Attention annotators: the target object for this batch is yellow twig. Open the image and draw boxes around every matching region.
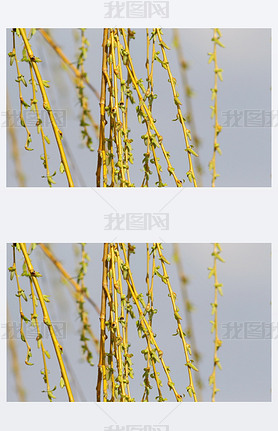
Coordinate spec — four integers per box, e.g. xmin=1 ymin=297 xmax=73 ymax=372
xmin=19 ymin=243 xmax=75 ymax=402
xmin=19 ymin=28 xmax=74 ymax=187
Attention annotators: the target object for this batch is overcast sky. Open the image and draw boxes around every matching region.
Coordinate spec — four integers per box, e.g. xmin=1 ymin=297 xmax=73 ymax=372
xmin=7 ymin=243 xmax=271 ymax=402
xmin=6 ymin=29 xmax=271 ymax=187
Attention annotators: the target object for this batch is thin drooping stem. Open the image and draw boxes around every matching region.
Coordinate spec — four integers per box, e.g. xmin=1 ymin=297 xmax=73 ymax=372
xmin=11 ymin=30 xmax=32 ymax=152
xmin=141 ymin=243 xmax=164 ymax=401
xmin=207 ymin=29 xmax=225 ymax=401
xmin=19 ymin=243 xmax=75 ymax=402
xmin=156 ymin=243 xmax=198 ymax=401
xmin=11 ymin=246 xmax=32 ymax=366
xmin=173 ymin=243 xmax=203 ymax=400
xmin=208 ymin=28 xmax=224 ymax=187
xmin=121 ymin=243 xmax=183 ymax=402
xmin=29 ymin=277 xmax=52 ymax=400
xmin=76 ymin=29 xmax=94 ymax=152
xmin=173 ymin=29 xmax=203 ymax=184
xmin=120 ymin=29 xmax=183 ymax=187
xmin=29 ymin=64 xmax=51 ymax=183
xmin=208 ymin=243 xmax=224 ymax=401
xmin=96 ymin=29 xmax=109 ymax=187
xmin=96 ymin=243 xmax=109 ymax=401
xmin=155 ymin=29 xmax=198 ymax=187
xmin=19 ymin=28 xmax=74 ymax=187
xmin=7 ymin=307 xmax=26 ymax=401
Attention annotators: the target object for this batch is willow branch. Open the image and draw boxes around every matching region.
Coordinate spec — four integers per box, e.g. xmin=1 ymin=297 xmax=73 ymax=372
xmin=19 ymin=243 xmax=75 ymax=402
xmin=19 ymin=28 xmax=74 ymax=187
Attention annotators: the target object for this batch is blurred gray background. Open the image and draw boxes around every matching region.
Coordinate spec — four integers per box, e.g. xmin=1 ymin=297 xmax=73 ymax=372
xmin=6 ymin=29 xmax=271 ymax=187
xmin=7 ymin=243 xmax=271 ymax=402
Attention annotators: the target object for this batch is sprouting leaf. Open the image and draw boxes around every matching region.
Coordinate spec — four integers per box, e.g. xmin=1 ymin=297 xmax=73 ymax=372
xmin=43 ymin=102 xmax=51 ymax=112
xmin=211 ymin=302 xmax=217 ymax=315
xmin=21 ymin=291 xmax=28 ymax=302
xmin=21 ymin=76 xmax=27 ymax=87
xmin=215 ymin=253 xmax=225 ymax=263
xmin=8 ymin=51 xmax=15 ymax=66
xmin=210 ymin=320 xmax=216 ymax=333
xmin=215 ymin=68 xmax=223 ymax=81
xmin=215 ymin=357 xmax=222 ymax=370
xmin=185 ymin=361 xmax=198 ymax=372
xmin=47 ymin=173 xmax=56 ymax=186
xmin=186 ymin=170 xmax=193 ymax=183
xmin=159 ymin=255 xmax=170 ymax=265
xmin=186 ymin=129 xmax=192 ymax=141
xmin=8 ymin=265 xmax=16 ymax=280
xmin=214 ymin=38 xmax=225 ymax=48
xmin=185 ymin=147 xmax=199 ymax=157
xmin=209 ymin=374 xmax=214 ymax=386
xmin=208 ymin=160 xmax=214 ymax=171
xmin=43 ymin=317 xmax=52 ymax=327
xmin=21 ymin=99 xmax=30 ymax=109
xmin=59 ymin=162 xmax=65 ymax=174
xmin=210 ymin=105 xmax=216 ymax=118
xmin=30 ymin=28 xmax=37 ymax=38
xmin=174 ymin=311 xmax=182 ymax=321
xmin=208 ymin=52 xmax=215 ymax=64
xmin=25 ymin=136 xmax=33 ymax=151
xmin=42 ymin=80 xmax=50 ymax=88
xmin=174 ymin=96 xmax=182 ymax=106
xmin=22 ymin=314 xmax=29 ymax=323
xmin=25 ymin=352 xmax=34 ymax=366
xmin=47 ymin=389 xmax=56 ymax=401
xmin=168 ymin=381 xmax=175 ymax=390
xmin=208 ymin=267 xmax=215 ymax=278
xmin=187 ymin=385 xmax=193 ymax=397
xmin=216 ymin=284 xmax=223 ymax=296
xmin=44 ymin=350 xmax=51 ymax=359
xmin=159 ymin=40 xmax=170 ymax=50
